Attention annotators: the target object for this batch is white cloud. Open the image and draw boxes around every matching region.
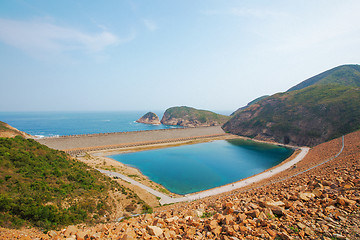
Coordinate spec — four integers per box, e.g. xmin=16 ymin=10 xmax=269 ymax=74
xmin=143 ymin=19 xmax=158 ymax=31
xmin=0 ymin=18 xmax=130 ymax=55
xmin=258 ymin=3 xmax=360 ymax=54
xmin=201 ymin=8 xmax=287 ymax=18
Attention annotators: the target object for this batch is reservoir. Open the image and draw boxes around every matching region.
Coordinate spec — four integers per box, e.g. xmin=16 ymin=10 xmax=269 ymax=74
xmin=109 ymin=139 xmax=294 ymax=195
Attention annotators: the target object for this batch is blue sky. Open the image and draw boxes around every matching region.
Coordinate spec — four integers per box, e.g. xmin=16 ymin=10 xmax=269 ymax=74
xmin=1 ymin=0 xmax=360 ymax=112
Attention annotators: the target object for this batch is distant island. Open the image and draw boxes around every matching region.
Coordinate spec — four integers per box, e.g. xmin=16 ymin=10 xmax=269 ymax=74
xmin=160 ymin=106 xmax=230 ymax=127
xmin=136 ymin=112 xmax=161 ymax=125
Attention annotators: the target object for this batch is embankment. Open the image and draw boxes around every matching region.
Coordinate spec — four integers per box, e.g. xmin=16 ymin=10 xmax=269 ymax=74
xmin=36 ymin=126 xmax=226 ymax=154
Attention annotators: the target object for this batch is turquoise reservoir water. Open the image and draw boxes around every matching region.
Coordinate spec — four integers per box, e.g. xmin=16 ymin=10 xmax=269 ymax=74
xmin=110 ymin=139 xmax=294 ymax=195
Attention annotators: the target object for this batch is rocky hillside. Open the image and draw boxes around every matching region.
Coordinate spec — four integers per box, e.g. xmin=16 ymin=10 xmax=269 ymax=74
xmin=161 ymin=106 xmax=230 ymax=127
xmin=230 ymin=95 xmax=269 ymax=116
xmin=0 ymin=127 xmax=151 ymax=231
xmin=23 ymin=130 xmax=359 ymax=240
xmin=223 ymin=65 xmax=360 ymax=146
xmin=0 ymin=121 xmax=32 ymax=138
xmin=136 ymin=112 xmax=161 ymax=125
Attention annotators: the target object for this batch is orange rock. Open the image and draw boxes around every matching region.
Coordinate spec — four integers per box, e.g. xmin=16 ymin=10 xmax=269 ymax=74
xmin=337 ymin=196 xmax=356 ymax=206
xmin=246 ymin=209 xmax=260 ymax=219
xmin=266 ymin=228 xmax=277 ymax=238
xmin=312 ymin=188 xmax=323 ymax=198
xmin=147 ymin=226 xmax=163 ymax=237
xmin=207 ymin=219 xmax=218 ymax=230
xmin=212 ymin=226 xmax=222 ymax=236
xmin=64 ymin=225 xmax=78 ymax=237
xmin=119 ymin=234 xmax=136 ymax=240
xmin=239 ymin=225 xmax=248 ymax=233
xmin=224 ymin=202 xmax=233 ymax=209
xmin=213 ymin=213 xmax=224 ymax=220
xmin=76 ymin=231 xmax=87 ymax=240
xmin=264 ymin=208 xmax=275 ymax=219
xmin=224 ymin=226 xmax=235 ymax=236
xmin=238 ymin=213 xmax=247 ymax=222
xmin=224 ymin=214 xmax=235 ymax=225
xmin=277 ymin=232 xmax=292 ymax=240
xmin=48 ymin=230 xmax=58 ymax=238
xmin=165 ymin=216 xmax=179 ymax=223
xmin=18 ymin=236 xmax=31 ymax=240
xmin=298 ymin=230 xmax=305 ymax=238
xmin=299 ymin=192 xmax=315 ymax=201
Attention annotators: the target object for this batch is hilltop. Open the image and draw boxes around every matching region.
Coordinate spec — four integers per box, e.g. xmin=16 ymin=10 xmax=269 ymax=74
xmin=161 ymin=106 xmax=230 ymax=127
xmin=223 ymin=65 xmax=360 ymax=146
xmin=287 ymin=64 xmax=360 ymax=91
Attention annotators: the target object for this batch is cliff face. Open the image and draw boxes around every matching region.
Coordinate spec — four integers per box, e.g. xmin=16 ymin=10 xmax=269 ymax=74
xmin=136 ymin=112 xmax=161 ymax=125
xmin=161 ymin=106 xmax=230 ymax=127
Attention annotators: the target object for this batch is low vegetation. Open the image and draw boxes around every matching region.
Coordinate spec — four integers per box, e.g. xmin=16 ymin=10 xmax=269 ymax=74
xmin=287 ymin=64 xmax=360 ymax=91
xmin=161 ymin=106 xmax=230 ymax=126
xmin=0 ymin=136 xmax=147 ymax=230
xmin=224 ymin=65 xmax=360 ymax=146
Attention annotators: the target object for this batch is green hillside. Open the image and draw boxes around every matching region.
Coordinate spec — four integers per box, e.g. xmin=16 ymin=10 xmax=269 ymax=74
xmin=230 ymin=95 xmax=269 ymax=116
xmin=224 ymin=65 xmax=360 ymax=147
xmin=0 ymin=136 xmax=147 ymax=230
xmin=287 ymin=64 xmax=360 ymax=92
xmin=161 ymin=106 xmax=230 ymax=127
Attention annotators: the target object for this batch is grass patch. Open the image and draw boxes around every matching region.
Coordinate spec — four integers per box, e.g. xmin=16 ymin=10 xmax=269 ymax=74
xmin=159 ymin=188 xmax=170 ymax=194
xmin=127 ymin=174 xmax=139 ymax=178
xmin=201 ymin=211 xmax=215 ymax=218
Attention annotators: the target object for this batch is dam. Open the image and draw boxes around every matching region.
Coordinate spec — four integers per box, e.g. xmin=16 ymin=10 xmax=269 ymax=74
xmin=36 ymin=126 xmax=227 ymax=155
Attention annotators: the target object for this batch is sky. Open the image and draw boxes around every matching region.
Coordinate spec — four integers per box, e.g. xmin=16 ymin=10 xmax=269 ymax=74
xmin=1 ymin=0 xmax=360 ymax=113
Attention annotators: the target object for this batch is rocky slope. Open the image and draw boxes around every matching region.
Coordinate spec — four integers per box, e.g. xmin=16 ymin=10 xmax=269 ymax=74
xmin=161 ymin=106 xmax=230 ymax=127
xmin=25 ymin=129 xmax=359 ymax=240
xmin=0 ymin=121 xmax=33 ymax=138
xmin=230 ymin=95 xmax=269 ymax=116
xmin=136 ymin=112 xmax=161 ymax=125
xmin=223 ymin=65 xmax=360 ymax=147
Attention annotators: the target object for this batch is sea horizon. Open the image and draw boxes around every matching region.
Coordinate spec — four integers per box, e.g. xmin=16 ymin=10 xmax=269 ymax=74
xmin=0 ymin=110 xmax=233 ymax=138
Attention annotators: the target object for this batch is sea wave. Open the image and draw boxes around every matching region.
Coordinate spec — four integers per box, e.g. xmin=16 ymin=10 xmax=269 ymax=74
xmin=34 ymin=135 xmax=45 ymax=139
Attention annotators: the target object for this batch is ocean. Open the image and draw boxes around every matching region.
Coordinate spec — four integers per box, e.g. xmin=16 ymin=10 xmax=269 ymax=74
xmin=0 ymin=111 xmax=184 ymax=137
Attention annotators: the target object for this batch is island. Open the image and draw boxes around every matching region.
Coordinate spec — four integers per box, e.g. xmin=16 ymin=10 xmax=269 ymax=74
xmin=136 ymin=112 xmax=161 ymax=125
xmin=160 ymin=106 xmax=230 ymax=127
